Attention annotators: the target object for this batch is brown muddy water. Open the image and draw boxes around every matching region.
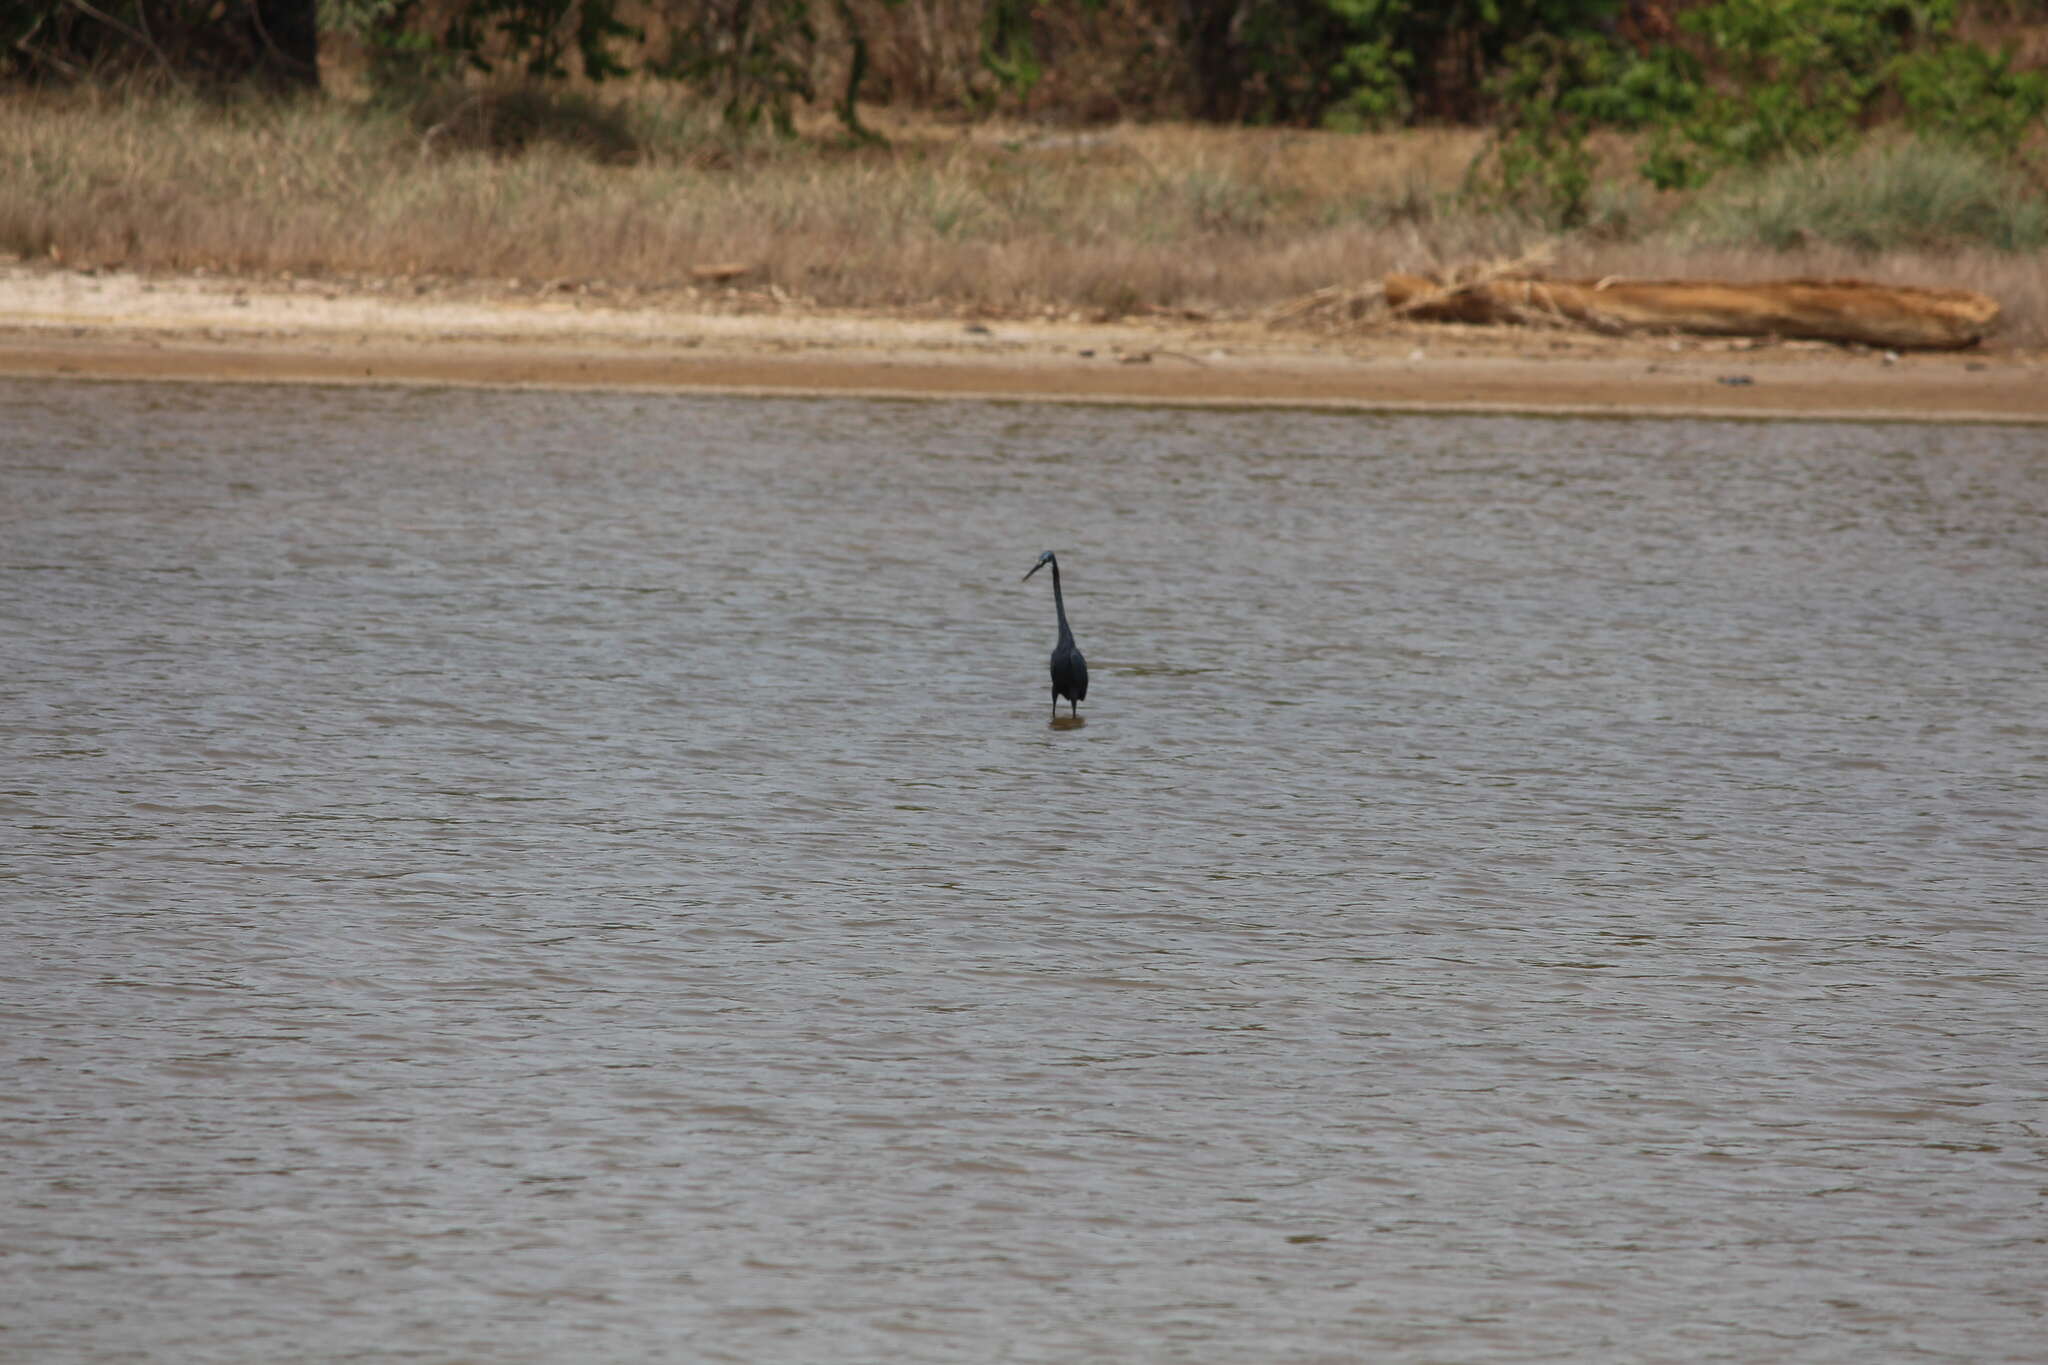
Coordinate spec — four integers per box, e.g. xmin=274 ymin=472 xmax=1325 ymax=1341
xmin=3 ymin=379 xmax=2045 ymax=1363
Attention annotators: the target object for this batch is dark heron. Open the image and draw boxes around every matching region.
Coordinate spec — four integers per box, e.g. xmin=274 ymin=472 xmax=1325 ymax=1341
xmin=1023 ymin=550 xmax=1088 ymax=720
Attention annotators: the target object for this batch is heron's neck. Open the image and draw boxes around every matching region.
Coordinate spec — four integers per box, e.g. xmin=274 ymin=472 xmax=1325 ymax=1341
xmin=1050 ymin=563 xmax=1074 ymax=644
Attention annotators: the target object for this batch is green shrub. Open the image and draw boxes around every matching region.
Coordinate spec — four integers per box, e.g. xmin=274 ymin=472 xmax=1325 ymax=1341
xmin=1478 ymin=0 xmax=2048 ymax=225
xmin=1660 ymin=0 xmax=1930 ymax=175
xmin=1895 ymin=39 xmax=2048 ymax=157
xmin=1633 ymin=0 xmax=2048 ymax=189
xmin=1318 ymin=0 xmax=1625 ymax=128
xmin=1472 ymin=31 xmax=1678 ymax=228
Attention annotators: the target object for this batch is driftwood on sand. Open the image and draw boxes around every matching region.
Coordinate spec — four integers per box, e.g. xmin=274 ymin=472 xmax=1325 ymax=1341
xmin=1382 ymin=273 xmax=2000 ymax=350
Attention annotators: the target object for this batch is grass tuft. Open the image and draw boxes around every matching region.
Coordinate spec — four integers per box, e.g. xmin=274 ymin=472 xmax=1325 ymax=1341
xmin=1679 ymin=137 xmax=2048 ymax=254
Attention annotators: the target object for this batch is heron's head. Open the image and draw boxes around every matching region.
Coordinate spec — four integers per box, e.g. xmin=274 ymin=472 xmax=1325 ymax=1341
xmin=1023 ymin=550 xmax=1055 ymax=581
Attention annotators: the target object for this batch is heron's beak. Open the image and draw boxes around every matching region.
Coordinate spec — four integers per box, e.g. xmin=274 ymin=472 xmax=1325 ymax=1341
xmin=1023 ymin=561 xmax=1045 ymax=581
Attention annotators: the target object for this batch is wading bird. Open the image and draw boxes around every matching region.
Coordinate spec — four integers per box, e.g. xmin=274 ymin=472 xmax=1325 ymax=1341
xmin=1023 ymin=550 xmax=1088 ymax=721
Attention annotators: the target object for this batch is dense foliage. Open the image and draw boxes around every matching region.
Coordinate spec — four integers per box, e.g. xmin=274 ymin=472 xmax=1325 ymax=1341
xmin=1476 ymin=0 xmax=2048 ymax=224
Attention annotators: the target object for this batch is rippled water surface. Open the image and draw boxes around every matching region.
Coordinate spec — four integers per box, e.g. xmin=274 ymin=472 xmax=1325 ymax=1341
xmin=5 ymin=379 xmax=2046 ymax=1362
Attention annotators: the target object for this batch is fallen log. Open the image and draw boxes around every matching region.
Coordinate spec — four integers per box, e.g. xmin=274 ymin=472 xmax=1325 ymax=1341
xmin=1383 ymin=274 xmax=2000 ymax=350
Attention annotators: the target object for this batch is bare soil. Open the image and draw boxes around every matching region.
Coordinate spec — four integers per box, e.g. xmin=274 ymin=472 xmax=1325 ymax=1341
xmin=3 ymin=265 xmax=2043 ymax=423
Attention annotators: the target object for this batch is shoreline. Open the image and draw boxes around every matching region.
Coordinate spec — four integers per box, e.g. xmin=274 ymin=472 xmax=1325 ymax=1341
xmin=4 ymin=265 xmax=2044 ymax=423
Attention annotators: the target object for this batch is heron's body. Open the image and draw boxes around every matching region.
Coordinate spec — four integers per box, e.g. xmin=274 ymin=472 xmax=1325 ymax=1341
xmin=1024 ymin=551 xmax=1088 ymax=720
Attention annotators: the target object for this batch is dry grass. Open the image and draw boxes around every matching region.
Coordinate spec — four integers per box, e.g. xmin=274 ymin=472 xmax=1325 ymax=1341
xmin=4 ymin=86 xmax=2044 ymax=344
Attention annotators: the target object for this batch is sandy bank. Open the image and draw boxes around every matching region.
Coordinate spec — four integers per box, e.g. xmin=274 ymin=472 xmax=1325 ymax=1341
xmin=2 ymin=265 xmax=2043 ymax=423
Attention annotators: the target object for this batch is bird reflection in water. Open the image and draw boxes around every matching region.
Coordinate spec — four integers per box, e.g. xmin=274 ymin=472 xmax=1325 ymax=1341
xmin=1024 ymin=550 xmax=1088 ymax=727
